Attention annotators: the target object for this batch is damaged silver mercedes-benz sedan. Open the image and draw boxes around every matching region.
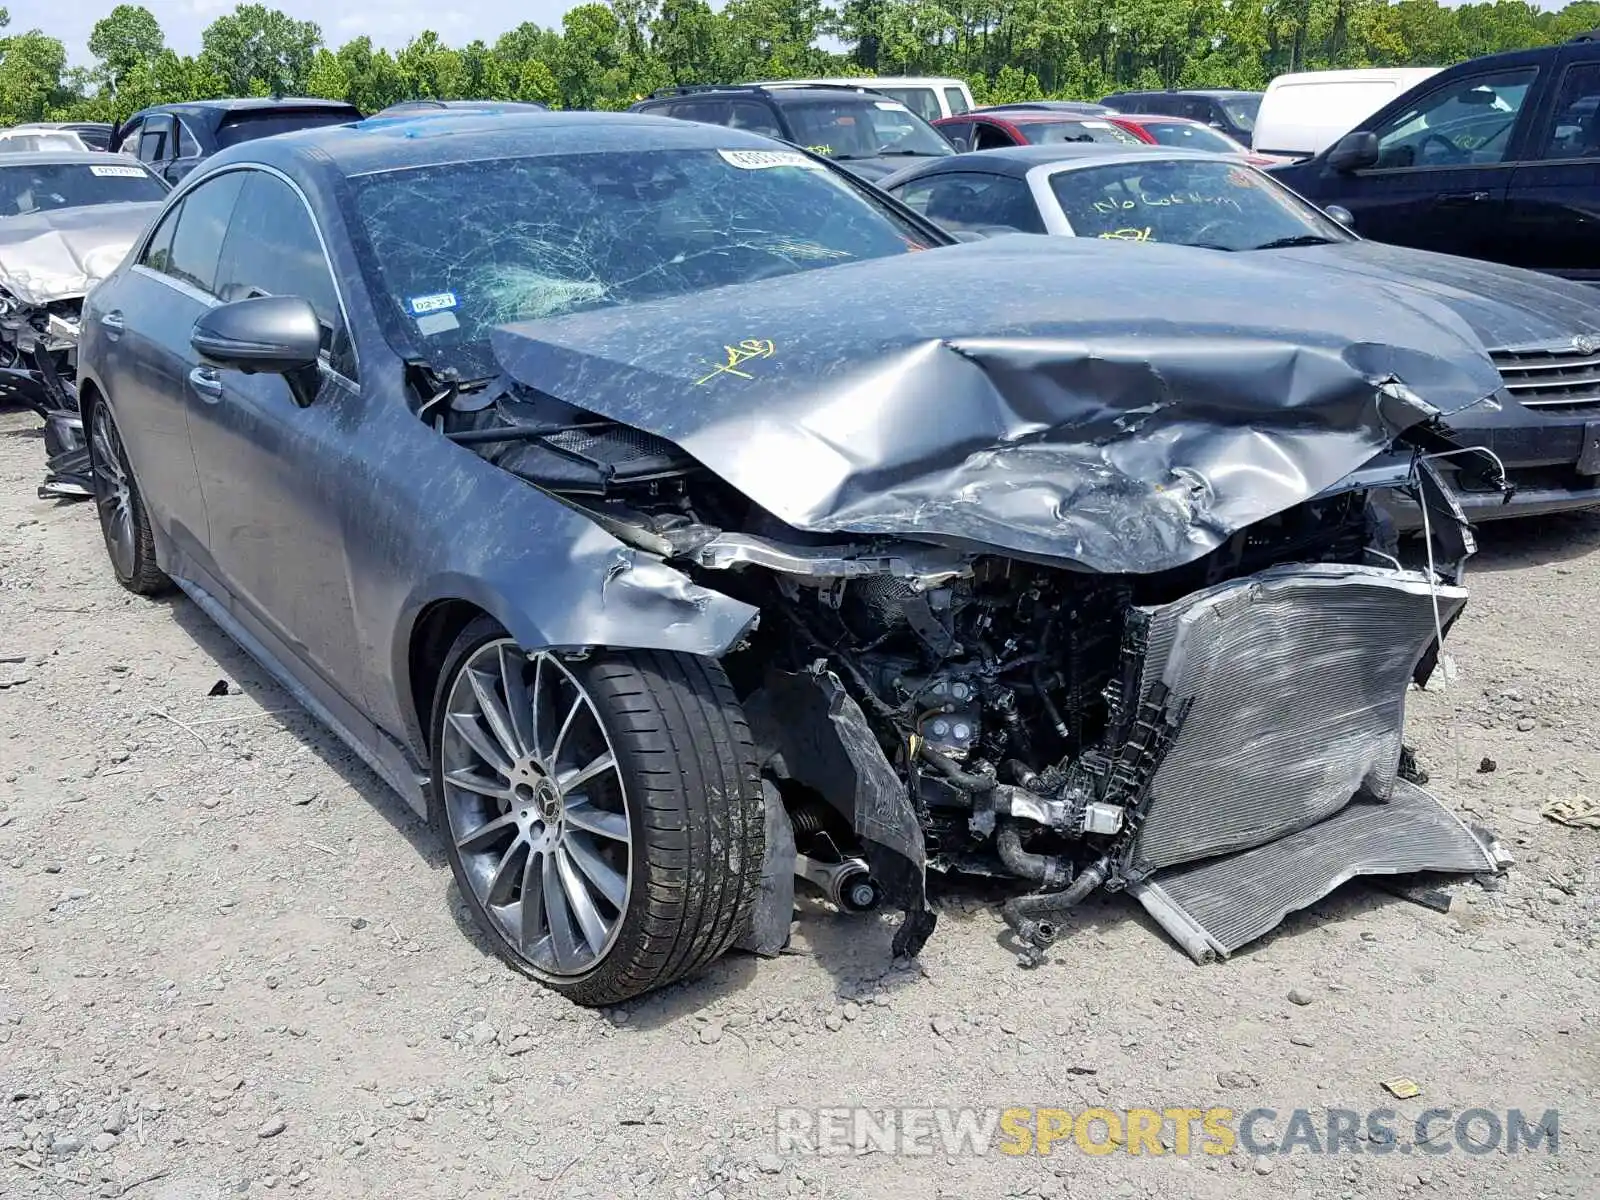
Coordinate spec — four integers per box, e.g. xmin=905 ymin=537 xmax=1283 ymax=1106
xmin=0 ymin=151 xmax=168 ymax=498
xmin=76 ymin=111 xmax=1510 ymax=1005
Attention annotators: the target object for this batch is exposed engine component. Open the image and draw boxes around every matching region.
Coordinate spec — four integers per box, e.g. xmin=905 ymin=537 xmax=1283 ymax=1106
xmin=0 ymin=294 xmax=90 ymax=499
xmin=795 ymin=853 xmax=882 ymax=913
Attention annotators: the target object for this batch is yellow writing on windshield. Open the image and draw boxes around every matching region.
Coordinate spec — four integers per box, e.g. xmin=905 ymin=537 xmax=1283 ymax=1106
xmin=806 ymin=144 xmax=833 ymax=155
xmin=1097 ymin=227 xmax=1154 ymax=242
xmin=695 ymin=338 xmax=777 ymax=385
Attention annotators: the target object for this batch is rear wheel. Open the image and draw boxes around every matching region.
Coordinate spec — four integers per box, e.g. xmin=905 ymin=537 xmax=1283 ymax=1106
xmin=87 ymin=398 xmax=168 ymax=595
xmin=429 ymin=617 xmax=764 ymax=1005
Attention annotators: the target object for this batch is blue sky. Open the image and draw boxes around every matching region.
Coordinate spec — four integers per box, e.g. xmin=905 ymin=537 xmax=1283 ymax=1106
xmin=16 ymin=0 xmax=1572 ymax=68
xmin=15 ymin=0 xmax=575 ymax=66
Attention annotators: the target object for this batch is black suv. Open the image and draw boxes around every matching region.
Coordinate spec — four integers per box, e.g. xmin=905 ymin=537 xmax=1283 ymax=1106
xmin=1272 ymin=31 xmax=1600 ymax=285
xmin=112 ymin=98 xmax=363 ymax=186
xmin=1097 ymin=90 xmax=1262 ymax=145
xmin=628 ymin=84 xmax=953 ymax=181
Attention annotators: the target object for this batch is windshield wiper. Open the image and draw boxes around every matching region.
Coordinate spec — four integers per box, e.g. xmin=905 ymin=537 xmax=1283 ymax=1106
xmin=1250 ymin=234 xmax=1339 ymax=251
xmin=873 ymin=148 xmax=938 ymax=156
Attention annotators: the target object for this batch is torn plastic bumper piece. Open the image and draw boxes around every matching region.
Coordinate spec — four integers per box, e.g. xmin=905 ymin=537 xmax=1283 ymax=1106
xmin=1129 ymin=781 xmax=1501 ymax=962
xmin=743 ymin=666 xmax=936 ymax=959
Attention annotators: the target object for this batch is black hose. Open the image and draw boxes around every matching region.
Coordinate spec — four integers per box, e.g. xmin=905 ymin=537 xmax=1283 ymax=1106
xmin=1032 ymin=661 xmax=1070 ymax=741
xmin=916 ymin=743 xmax=996 ymax=794
xmin=995 ymin=821 xmax=1071 ymax=890
xmin=1002 ymin=856 xmax=1111 ymax=964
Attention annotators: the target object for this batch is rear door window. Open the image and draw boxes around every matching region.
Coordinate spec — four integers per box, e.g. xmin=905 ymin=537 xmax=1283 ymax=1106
xmin=1539 ymin=62 xmax=1600 ymax=160
xmin=137 ymin=117 xmax=173 ymax=164
xmin=877 ymin=87 xmax=942 ymax=123
xmin=973 ymin=121 xmax=1017 ymax=150
xmin=944 ymin=87 xmax=970 ymax=116
xmin=939 ymin=119 xmax=975 ymax=151
xmin=161 ymin=170 xmax=246 ymax=294
xmin=727 ymin=101 xmax=783 ymax=138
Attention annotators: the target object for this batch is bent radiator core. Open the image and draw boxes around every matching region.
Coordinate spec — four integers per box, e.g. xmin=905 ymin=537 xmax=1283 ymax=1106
xmin=1114 ymin=565 xmax=1490 ymax=958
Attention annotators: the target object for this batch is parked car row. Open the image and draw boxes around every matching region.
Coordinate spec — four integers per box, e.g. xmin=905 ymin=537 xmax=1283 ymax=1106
xmin=1 ymin=66 xmax=1592 ymax=1009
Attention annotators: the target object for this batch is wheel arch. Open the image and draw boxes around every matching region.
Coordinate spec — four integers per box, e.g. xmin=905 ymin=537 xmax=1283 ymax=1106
xmin=394 ymin=563 xmax=760 ymax=763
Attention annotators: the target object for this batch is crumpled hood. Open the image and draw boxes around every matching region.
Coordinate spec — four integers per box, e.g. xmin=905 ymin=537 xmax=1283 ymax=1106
xmin=490 ymin=236 xmax=1504 ymax=574
xmin=1269 ymin=240 xmax=1600 ymax=350
xmin=0 ymin=202 xmax=163 ymax=306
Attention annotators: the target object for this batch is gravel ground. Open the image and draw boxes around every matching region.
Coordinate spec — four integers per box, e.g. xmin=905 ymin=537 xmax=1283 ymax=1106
xmin=1 ymin=403 xmax=1596 ymax=1200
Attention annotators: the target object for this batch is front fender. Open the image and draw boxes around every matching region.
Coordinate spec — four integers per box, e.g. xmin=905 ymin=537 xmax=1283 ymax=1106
xmin=389 ymin=514 xmax=759 ymax=754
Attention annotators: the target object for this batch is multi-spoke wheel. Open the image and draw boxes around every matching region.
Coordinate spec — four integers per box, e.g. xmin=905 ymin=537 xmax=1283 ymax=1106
xmin=86 ymin=397 xmax=168 ymax=595
xmin=429 ymin=618 xmax=765 ymax=1005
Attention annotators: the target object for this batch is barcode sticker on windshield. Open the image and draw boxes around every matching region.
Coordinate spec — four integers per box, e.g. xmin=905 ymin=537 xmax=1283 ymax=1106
xmin=89 ymin=164 xmax=147 ymax=178
xmin=416 ymin=311 xmax=459 ymax=336
xmin=408 ymin=291 xmax=457 ymax=315
xmin=718 ymin=149 xmax=822 ymax=171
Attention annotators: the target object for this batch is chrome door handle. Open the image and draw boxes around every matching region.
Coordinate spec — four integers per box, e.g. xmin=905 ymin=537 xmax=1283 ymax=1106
xmin=188 ymin=366 xmax=223 ymax=402
xmin=99 ymin=310 xmax=125 ymax=337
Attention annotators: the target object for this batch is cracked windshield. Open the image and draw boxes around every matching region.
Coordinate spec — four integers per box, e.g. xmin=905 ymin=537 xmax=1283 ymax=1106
xmin=1049 ymin=158 xmax=1346 ymax=251
xmin=350 ymin=147 xmax=931 ymax=377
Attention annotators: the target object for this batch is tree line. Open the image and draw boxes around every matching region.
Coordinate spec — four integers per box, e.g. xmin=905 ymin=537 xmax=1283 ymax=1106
xmin=0 ymin=0 xmax=1597 ymax=127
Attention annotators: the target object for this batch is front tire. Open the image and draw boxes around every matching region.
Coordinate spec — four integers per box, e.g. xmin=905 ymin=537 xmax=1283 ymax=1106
xmin=429 ymin=617 xmax=764 ymax=1005
xmin=87 ymin=397 xmax=169 ymax=595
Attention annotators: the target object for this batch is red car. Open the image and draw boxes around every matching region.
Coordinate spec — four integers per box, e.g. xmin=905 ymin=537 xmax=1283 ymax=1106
xmin=933 ymin=111 xmax=1147 ymax=152
xmin=1104 ymin=113 xmax=1289 ymax=167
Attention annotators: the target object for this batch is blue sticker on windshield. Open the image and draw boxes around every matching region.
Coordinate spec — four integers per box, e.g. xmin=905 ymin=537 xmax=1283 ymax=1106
xmin=408 ymin=291 xmax=457 ymax=315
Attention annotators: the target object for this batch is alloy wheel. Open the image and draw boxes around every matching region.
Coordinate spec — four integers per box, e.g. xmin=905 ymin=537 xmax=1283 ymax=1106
xmin=440 ymin=641 xmax=633 ymax=976
xmin=89 ymin=402 xmax=135 ymax=579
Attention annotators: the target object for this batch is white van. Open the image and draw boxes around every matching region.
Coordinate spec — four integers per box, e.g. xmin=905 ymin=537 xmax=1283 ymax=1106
xmin=749 ymin=77 xmax=976 ymax=123
xmin=1252 ymin=68 xmax=1442 ymax=158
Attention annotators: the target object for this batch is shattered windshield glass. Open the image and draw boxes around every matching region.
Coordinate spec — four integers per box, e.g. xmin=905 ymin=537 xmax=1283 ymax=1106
xmin=1049 ymin=158 xmax=1349 ymax=251
xmin=350 ymin=148 xmax=935 ymax=377
xmin=0 ymin=162 xmax=166 ymax=215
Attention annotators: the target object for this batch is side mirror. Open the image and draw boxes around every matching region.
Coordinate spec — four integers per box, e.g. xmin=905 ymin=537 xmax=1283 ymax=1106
xmin=1325 ymin=204 xmax=1357 ymax=230
xmin=1327 ymin=130 xmax=1380 ymax=173
xmin=192 ymin=295 xmax=322 ymax=378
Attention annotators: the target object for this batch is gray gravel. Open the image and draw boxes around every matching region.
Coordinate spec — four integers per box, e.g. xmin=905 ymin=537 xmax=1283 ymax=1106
xmin=1 ymin=405 xmax=1597 ymax=1198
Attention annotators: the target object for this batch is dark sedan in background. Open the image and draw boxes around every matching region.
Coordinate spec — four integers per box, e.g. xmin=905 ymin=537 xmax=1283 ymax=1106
xmin=883 ymin=144 xmax=1600 ymax=525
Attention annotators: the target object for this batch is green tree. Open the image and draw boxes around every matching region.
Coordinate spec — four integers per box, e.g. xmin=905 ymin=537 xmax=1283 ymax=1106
xmin=397 ymin=30 xmax=467 ymax=99
xmin=557 ymin=5 xmax=627 ymax=108
xmin=87 ymin=4 xmax=164 ymax=97
xmin=0 ymin=29 xmax=70 ymax=123
xmin=200 ymin=3 xmax=321 ymax=96
xmin=305 ymin=47 xmax=351 ymax=102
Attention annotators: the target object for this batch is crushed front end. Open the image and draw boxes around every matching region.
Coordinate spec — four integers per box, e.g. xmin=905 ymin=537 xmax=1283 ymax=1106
xmin=0 ymin=293 xmax=90 ymax=499
xmin=705 ymin=471 xmax=1505 ymax=965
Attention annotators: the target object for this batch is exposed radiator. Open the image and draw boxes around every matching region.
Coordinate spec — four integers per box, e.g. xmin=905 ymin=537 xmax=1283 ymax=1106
xmin=1130 ymin=780 xmax=1500 ymax=961
xmin=1127 ymin=564 xmax=1468 ymax=874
